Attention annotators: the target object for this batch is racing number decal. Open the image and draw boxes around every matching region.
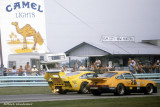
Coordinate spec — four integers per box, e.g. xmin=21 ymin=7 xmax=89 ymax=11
xmin=131 ymin=80 xmax=137 ymax=85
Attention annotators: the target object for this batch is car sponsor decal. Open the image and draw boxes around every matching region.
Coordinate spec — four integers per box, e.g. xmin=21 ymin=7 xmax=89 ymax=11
xmin=74 ymin=84 xmax=77 ymax=88
xmin=137 ymin=82 xmax=140 ymax=90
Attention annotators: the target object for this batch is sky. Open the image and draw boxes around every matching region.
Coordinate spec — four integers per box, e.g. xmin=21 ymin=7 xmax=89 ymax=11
xmin=44 ymin=0 xmax=160 ymax=53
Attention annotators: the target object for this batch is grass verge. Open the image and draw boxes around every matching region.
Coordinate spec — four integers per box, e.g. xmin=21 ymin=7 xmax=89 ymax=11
xmin=0 ymin=96 xmax=160 ymax=107
xmin=0 ymin=86 xmax=51 ymax=95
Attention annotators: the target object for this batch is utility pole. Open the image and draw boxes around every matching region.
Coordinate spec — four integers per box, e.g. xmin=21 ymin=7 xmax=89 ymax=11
xmin=0 ymin=29 xmax=3 ymax=75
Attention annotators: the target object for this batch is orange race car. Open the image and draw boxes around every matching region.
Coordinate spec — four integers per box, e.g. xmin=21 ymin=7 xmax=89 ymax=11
xmin=87 ymin=71 xmax=157 ymax=96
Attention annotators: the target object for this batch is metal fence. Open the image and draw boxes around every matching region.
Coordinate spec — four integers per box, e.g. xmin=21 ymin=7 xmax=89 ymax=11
xmin=134 ymin=73 xmax=160 ymax=83
xmin=0 ymin=73 xmax=160 ymax=87
xmin=0 ymin=76 xmax=48 ymax=87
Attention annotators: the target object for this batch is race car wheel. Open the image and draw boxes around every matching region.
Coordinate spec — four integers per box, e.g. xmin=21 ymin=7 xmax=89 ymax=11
xmin=115 ymin=84 xmax=125 ymax=96
xmin=92 ymin=90 xmax=101 ymax=96
xmin=144 ymin=84 xmax=154 ymax=95
xmin=79 ymin=82 xmax=89 ymax=94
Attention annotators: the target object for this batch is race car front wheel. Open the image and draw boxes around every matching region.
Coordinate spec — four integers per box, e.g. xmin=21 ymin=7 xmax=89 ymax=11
xmin=144 ymin=84 xmax=154 ymax=95
xmin=115 ymin=84 xmax=125 ymax=96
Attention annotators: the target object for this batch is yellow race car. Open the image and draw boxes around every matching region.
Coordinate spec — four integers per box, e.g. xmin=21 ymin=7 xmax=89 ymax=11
xmin=44 ymin=71 xmax=97 ymax=94
xmin=87 ymin=71 xmax=157 ymax=96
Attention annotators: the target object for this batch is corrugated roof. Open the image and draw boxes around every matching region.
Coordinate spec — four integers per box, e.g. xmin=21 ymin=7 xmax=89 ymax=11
xmin=66 ymin=41 xmax=160 ymax=55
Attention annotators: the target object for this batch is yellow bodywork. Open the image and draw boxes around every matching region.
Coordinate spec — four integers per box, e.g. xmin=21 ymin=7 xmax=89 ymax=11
xmin=44 ymin=71 xmax=95 ymax=93
xmin=88 ymin=71 xmax=156 ymax=88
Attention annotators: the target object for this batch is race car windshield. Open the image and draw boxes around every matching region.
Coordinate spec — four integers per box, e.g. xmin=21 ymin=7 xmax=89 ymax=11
xmin=100 ymin=73 xmax=117 ymax=77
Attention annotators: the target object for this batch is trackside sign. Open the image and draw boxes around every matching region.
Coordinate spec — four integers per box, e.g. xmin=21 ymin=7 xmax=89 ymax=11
xmin=0 ymin=0 xmax=48 ymax=67
xmin=6 ymin=1 xmax=43 ymax=12
xmin=101 ymin=36 xmax=135 ymax=42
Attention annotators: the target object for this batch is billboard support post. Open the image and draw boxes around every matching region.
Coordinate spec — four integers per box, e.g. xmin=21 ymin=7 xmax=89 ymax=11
xmin=0 ymin=29 xmax=3 ymax=75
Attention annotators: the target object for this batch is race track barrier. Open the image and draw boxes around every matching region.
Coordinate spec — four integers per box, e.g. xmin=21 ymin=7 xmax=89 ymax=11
xmin=0 ymin=73 xmax=160 ymax=87
xmin=0 ymin=76 xmax=48 ymax=87
xmin=134 ymin=73 xmax=160 ymax=83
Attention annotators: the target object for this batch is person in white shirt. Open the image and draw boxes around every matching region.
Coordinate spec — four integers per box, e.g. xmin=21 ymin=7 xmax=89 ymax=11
xmin=31 ymin=65 xmax=38 ymax=76
xmin=95 ymin=58 xmax=101 ymax=67
xmin=106 ymin=64 xmax=112 ymax=72
xmin=12 ymin=66 xmax=17 ymax=76
xmin=79 ymin=64 xmax=86 ymax=71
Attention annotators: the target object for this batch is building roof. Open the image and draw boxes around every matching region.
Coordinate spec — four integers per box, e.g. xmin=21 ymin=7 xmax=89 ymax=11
xmin=8 ymin=52 xmax=52 ymax=56
xmin=65 ymin=41 xmax=160 ymax=55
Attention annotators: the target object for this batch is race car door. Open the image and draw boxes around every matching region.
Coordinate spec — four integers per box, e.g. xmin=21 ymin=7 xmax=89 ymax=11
xmin=122 ymin=73 xmax=140 ymax=91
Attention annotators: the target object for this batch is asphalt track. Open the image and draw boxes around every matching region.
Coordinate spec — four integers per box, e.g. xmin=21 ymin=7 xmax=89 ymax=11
xmin=0 ymin=92 xmax=160 ymax=103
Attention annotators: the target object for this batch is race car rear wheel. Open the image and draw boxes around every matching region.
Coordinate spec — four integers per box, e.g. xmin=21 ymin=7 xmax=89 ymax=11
xmin=115 ymin=84 xmax=125 ymax=96
xmin=92 ymin=90 xmax=101 ymax=96
xmin=79 ymin=82 xmax=89 ymax=94
xmin=144 ymin=84 xmax=154 ymax=95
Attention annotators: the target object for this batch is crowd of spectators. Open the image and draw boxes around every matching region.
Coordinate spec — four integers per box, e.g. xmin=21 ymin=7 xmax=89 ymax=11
xmin=128 ymin=58 xmax=160 ymax=74
xmin=3 ymin=58 xmax=160 ymax=76
xmin=61 ymin=58 xmax=115 ymax=74
xmin=4 ymin=62 xmax=44 ymax=76
xmin=62 ymin=58 xmax=160 ymax=74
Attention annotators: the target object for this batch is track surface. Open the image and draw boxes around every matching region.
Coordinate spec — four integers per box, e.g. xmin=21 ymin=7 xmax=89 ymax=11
xmin=0 ymin=92 xmax=160 ymax=103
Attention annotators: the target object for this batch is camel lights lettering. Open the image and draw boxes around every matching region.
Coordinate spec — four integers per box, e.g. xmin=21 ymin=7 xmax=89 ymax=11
xmin=6 ymin=1 xmax=43 ymax=12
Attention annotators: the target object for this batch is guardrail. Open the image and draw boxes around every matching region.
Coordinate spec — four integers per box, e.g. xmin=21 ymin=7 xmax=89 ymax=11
xmin=134 ymin=73 xmax=160 ymax=83
xmin=0 ymin=73 xmax=160 ymax=87
xmin=0 ymin=76 xmax=48 ymax=87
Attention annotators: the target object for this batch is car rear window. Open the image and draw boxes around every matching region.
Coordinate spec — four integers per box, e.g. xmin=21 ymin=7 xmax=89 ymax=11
xmin=100 ymin=73 xmax=117 ymax=77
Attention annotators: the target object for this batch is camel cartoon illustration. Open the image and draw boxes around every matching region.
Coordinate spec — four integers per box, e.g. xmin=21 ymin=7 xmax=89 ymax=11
xmin=11 ymin=22 xmax=43 ymax=50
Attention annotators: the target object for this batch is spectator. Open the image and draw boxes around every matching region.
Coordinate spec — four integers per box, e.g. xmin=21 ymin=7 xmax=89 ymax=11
xmin=135 ymin=63 xmax=139 ymax=73
xmin=94 ymin=58 xmax=101 ymax=67
xmin=106 ymin=64 xmax=113 ymax=72
xmin=132 ymin=59 xmax=137 ymax=72
xmin=31 ymin=65 xmax=38 ymax=76
xmin=138 ymin=63 xmax=145 ymax=73
xmin=12 ymin=66 xmax=17 ymax=76
xmin=101 ymin=65 xmax=106 ymax=73
xmin=74 ymin=60 xmax=79 ymax=71
xmin=25 ymin=62 xmax=31 ymax=76
xmin=148 ymin=63 xmax=153 ymax=73
xmin=79 ymin=64 xmax=86 ymax=71
xmin=71 ymin=67 xmax=76 ymax=72
xmin=153 ymin=60 xmax=160 ymax=73
xmin=61 ymin=65 xmax=67 ymax=72
xmin=129 ymin=60 xmax=136 ymax=74
xmin=91 ymin=64 xmax=95 ymax=71
xmin=17 ymin=65 xmax=24 ymax=76
xmin=3 ymin=68 xmax=8 ymax=76
xmin=128 ymin=58 xmax=132 ymax=71
xmin=87 ymin=64 xmax=92 ymax=71
xmin=94 ymin=65 xmax=100 ymax=74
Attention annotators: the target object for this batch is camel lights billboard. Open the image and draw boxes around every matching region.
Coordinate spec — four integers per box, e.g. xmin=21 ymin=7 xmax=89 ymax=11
xmin=0 ymin=0 xmax=47 ymax=67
